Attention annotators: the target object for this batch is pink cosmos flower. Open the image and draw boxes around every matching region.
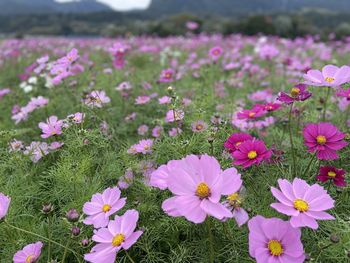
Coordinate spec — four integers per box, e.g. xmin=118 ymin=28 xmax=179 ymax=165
xmin=150 ymin=159 xmax=182 ymax=190
xmin=83 ymin=187 xmax=126 ymax=228
xmin=67 ymin=112 xmax=84 ymax=124
xmin=248 ymin=216 xmax=305 ymax=263
xmin=0 ymin=88 xmax=11 ymax=99
xmin=168 ymin=127 xmax=182 ymax=137
xmin=303 ymin=122 xmax=348 ymax=160
xmin=247 ymin=88 xmax=273 ymax=102
xmin=304 ymin=65 xmax=350 ymax=87
xmin=224 ymin=132 xmax=253 ymax=153
xmin=165 ymin=109 xmax=184 ymax=123
xmin=49 ymin=141 xmax=64 ymax=150
xmin=258 ymin=102 xmax=281 ymax=112
xmin=0 ymin=192 xmax=10 ymax=220
xmin=159 ymin=68 xmax=175 ymax=83
xmin=161 ymin=154 xmax=238 ymax=223
xmin=186 ymin=21 xmax=199 ymax=30
xmin=317 ymin=166 xmax=346 ymax=187
xmin=232 ymin=139 xmax=272 ymax=168
xmin=277 ymin=84 xmax=312 ymax=104
xmin=158 ymin=96 xmax=171 ymax=104
xmin=137 ymin=125 xmax=149 ymax=136
xmin=258 ymin=44 xmax=279 ymax=60
xmin=152 ymin=125 xmax=163 ymax=138
xmin=135 ymin=139 xmax=153 ymax=154
xmin=23 ymin=142 xmax=49 ymax=163
xmin=38 ymin=116 xmax=63 ymax=138
xmin=209 ymin=46 xmax=223 ymax=61
xmin=9 ymin=139 xmax=23 ymax=152
xmin=271 ymin=178 xmax=335 ymax=229
xmin=135 ymin=95 xmax=151 ymax=105
xmin=84 ymin=209 xmax=143 ymax=263
xmin=118 ymin=169 xmax=134 ymax=189
xmin=191 ymin=120 xmax=208 ymax=133
xmin=237 ymin=105 xmax=266 ymax=120
xmin=336 ymin=87 xmax=350 ymax=100
xmin=84 ymin=91 xmax=111 ymax=108
xmin=13 ymin=241 xmax=43 ymax=263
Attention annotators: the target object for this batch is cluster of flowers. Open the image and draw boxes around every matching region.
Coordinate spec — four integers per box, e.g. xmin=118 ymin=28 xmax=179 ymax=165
xmin=12 ymin=96 xmax=49 ymax=124
xmin=82 ymin=187 xmax=143 ymax=263
xmin=109 ymin=42 xmax=130 ymax=69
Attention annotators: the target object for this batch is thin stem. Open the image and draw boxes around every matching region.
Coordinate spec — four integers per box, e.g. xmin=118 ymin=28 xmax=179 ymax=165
xmin=61 ymin=238 xmax=70 ymax=263
xmin=125 ymin=250 xmax=136 ymax=263
xmin=4 ymin=221 xmax=83 ymax=263
xmin=288 ymin=103 xmax=296 ymax=177
xmin=303 ymin=154 xmax=316 ymax=178
xmin=206 ymin=218 xmax=214 ymax=263
xmin=322 ymin=87 xmax=331 ymax=121
xmin=47 ymin=216 xmax=52 ymax=262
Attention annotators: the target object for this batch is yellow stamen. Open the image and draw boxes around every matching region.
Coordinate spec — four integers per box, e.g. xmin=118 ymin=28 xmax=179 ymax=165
xmin=196 ymin=182 xmax=210 ymax=199
xmin=247 ymin=151 xmax=257 ymax=159
xmin=235 ymin=142 xmax=242 ymax=146
xmin=316 ymin=135 xmax=327 ymax=145
xmin=112 ymin=234 xmax=125 ymax=247
xmin=227 ymin=192 xmax=241 ymax=206
xmin=268 ymin=240 xmax=284 ymax=256
xmin=196 ymin=124 xmax=204 ymax=130
xmin=325 ymin=77 xmax=335 ymax=83
xmin=290 ymin=87 xmax=300 ymax=98
xmin=248 ymin=112 xmax=255 ymax=118
xmin=327 ymin=171 xmax=336 ymax=177
xmin=102 ymin=204 xmax=111 ymax=212
xmin=293 ymin=199 xmax=309 ymax=212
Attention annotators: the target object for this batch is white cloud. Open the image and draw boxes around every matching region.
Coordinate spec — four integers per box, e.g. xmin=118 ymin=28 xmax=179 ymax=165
xmin=55 ymin=0 xmax=151 ymax=11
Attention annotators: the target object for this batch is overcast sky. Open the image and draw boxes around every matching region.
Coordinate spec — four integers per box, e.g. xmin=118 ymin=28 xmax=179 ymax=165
xmin=56 ymin=0 xmax=151 ymax=11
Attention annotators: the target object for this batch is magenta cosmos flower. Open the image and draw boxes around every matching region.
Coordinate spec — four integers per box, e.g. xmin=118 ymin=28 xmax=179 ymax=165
xmin=161 ymin=154 xmax=240 ymax=223
xmin=317 ymin=166 xmax=346 ymax=187
xmin=277 ymin=84 xmax=312 ymax=104
xmin=336 ymin=87 xmax=350 ymax=100
xmin=224 ymin=132 xmax=253 ymax=153
xmin=83 ymin=187 xmax=126 ymax=228
xmin=159 ymin=68 xmax=175 ymax=83
xmin=304 ymin=65 xmax=350 ymax=87
xmin=271 ymin=178 xmax=335 ymax=229
xmin=84 ymin=209 xmax=143 ymax=263
xmin=0 ymin=192 xmax=10 ymax=220
xmin=232 ymin=139 xmax=272 ymax=168
xmin=209 ymin=46 xmax=223 ymax=61
xmin=13 ymin=241 xmax=43 ymax=263
xmin=303 ymin=122 xmax=348 ymax=160
xmin=237 ymin=105 xmax=266 ymax=120
xmin=38 ymin=116 xmax=63 ymax=138
xmin=248 ymin=216 xmax=305 ymax=263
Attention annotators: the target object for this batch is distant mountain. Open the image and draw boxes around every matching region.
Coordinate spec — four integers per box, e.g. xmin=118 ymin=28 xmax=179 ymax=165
xmin=0 ymin=0 xmax=112 ymax=15
xmin=146 ymin=0 xmax=350 ymax=17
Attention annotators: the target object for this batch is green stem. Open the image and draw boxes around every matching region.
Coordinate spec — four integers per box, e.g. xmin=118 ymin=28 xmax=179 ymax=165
xmin=4 ymin=221 xmax=82 ymax=263
xmin=303 ymin=154 xmax=316 ymax=178
xmin=206 ymin=218 xmax=214 ymax=263
xmin=61 ymin=238 xmax=70 ymax=263
xmin=288 ymin=103 xmax=296 ymax=177
xmin=322 ymin=87 xmax=331 ymax=121
xmin=125 ymin=250 xmax=136 ymax=263
xmin=47 ymin=216 xmax=52 ymax=262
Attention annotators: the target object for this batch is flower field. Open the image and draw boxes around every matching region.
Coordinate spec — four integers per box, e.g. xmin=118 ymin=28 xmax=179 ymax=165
xmin=0 ymin=35 xmax=349 ymax=263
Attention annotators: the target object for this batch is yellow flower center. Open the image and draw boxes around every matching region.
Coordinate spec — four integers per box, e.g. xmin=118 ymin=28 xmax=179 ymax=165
xmin=248 ymin=112 xmax=255 ymax=118
xmin=293 ymin=199 xmax=309 ymax=212
xmin=268 ymin=240 xmax=284 ymax=256
xmin=290 ymin=87 xmax=300 ymax=98
xmin=196 ymin=182 xmax=211 ymax=199
xmin=165 ymin=73 xmax=172 ymax=79
xmin=325 ymin=77 xmax=335 ymax=83
xmin=227 ymin=192 xmax=241 ymax=206
xmin=328 ymin=171 xmax=336 ymax=177
xmin=196 ymin=124 xmax=204 ymax=130
xmin=247 ymin=150 xmax=257 ymax=159
xmin=112 ymin=234 xmax=125 ymax=247
xmin=26 ymin=255 xmax=35 ymax=263
xmin=316 ymin=135 xmax=327 ymax=145
xmin=102 ymin=204 xmax=111 ymax=212
xmin=235 ymin=142 xmax=242 ymax=146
